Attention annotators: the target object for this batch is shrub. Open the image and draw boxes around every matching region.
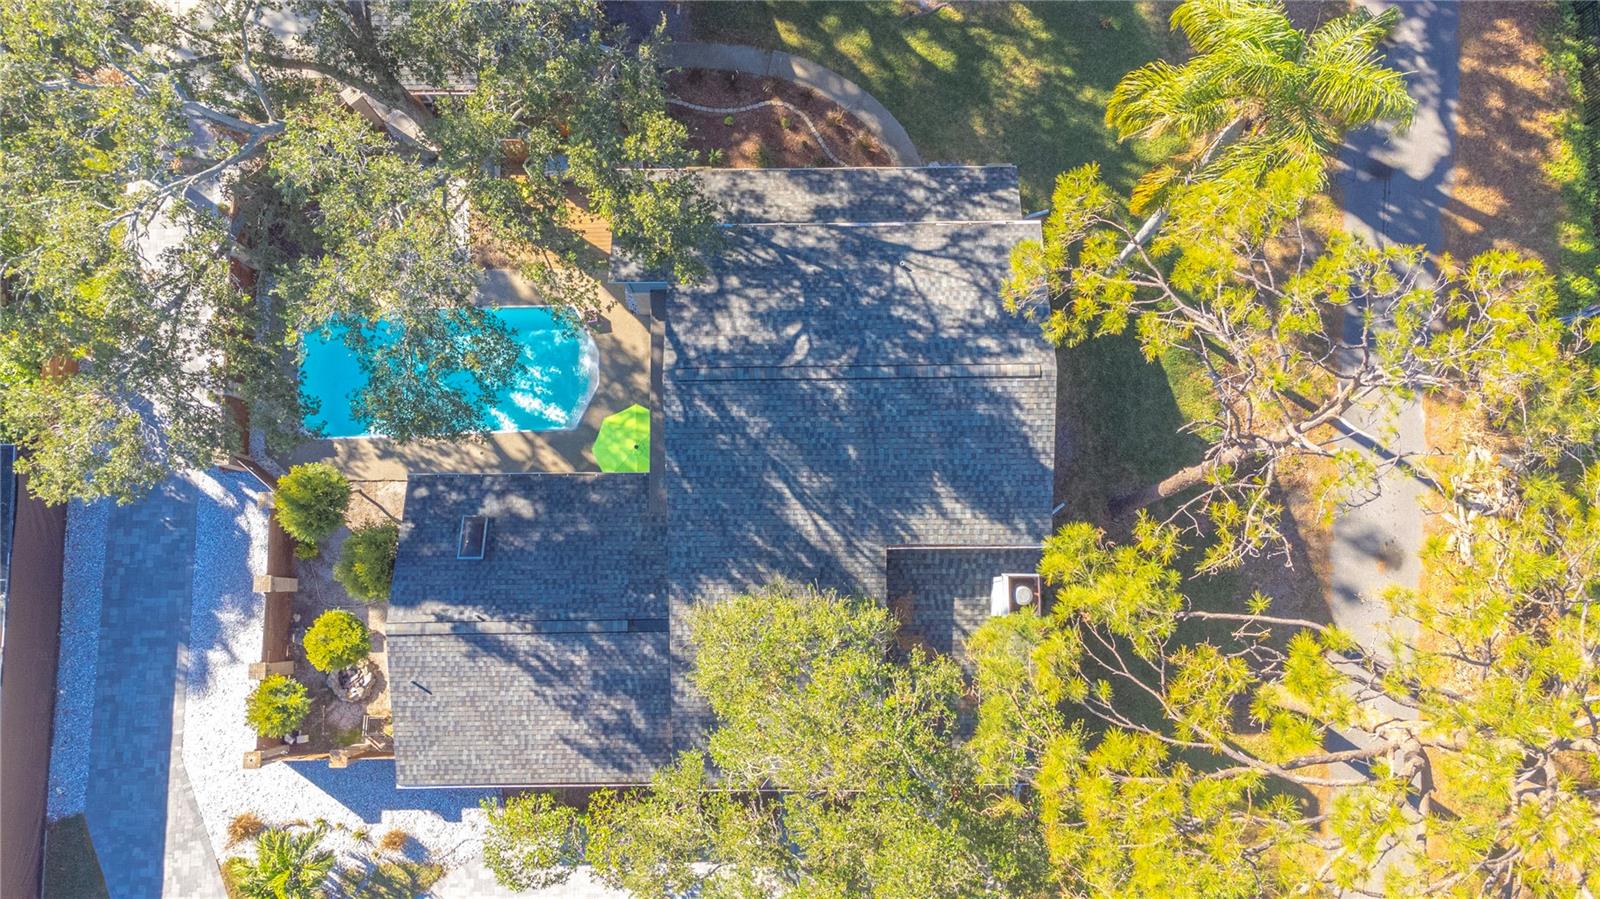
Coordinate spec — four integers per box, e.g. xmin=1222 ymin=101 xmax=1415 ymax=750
xmin=379 ymin=828 xmax=410 ymax=853
xmin=481 ymin=794 xmax=584 ymax=891
xmin=293 ymin=540 xmax=319 ymax=561
xmin=722 ymin=114 xmax=735 ymax=126
xmin=225 ymin=825 xmax=333 ymax=899
xmin=274 ymin=463 xmax=351 ymax=545
xmin=246 ymin=675 xmax=309 ymax=738
xmin=779 ymin=114 xmax=793 ymax=130
xmin=333 ymin=523 xmax=398 ymax=603
xmin=303 ymin=610 xmax=370 ymax=673
xmin=227 ymin=812 xmax=267 ymax=848
xmin=755 ymin=144 xmax=774 ymax=168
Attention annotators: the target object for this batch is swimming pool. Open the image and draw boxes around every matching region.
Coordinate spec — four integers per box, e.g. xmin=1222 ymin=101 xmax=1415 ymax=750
xmin=300 ymin=306 xmax=597 ymax=439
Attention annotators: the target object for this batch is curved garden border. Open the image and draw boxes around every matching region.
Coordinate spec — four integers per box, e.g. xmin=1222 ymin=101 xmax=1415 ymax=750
xmin=666 ymin=96 xmax=848 ymax=166
xmin=659 ymin=42 xmax=923 ymax=165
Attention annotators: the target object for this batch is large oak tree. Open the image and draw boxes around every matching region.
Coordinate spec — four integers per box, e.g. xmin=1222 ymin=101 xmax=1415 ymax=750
xmin=0 ymin=0 xmax=713 ymax=502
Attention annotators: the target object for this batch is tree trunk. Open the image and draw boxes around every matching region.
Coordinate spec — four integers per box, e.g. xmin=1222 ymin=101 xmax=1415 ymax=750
xmin=1107 ymin=446 xmax=1251 ymax=518
xmin=1108 ymin=458 xmax=1214 ymax=518
xmin=1113 ymin=117 xmax=1248 ymax=266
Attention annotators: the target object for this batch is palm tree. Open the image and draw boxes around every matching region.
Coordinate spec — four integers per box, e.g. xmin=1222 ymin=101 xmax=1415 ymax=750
xmin=1106 ymin=0 xmax=1415 ymax=259
xmin=226 ymin=824 xmax=336 ymax=899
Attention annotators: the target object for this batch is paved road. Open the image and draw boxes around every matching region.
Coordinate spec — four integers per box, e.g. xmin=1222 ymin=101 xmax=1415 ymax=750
xmin=1332 ymin=0 xmax=1456 ymax=665
xmin=1327 ymin=0 xmax=1458 ymax=884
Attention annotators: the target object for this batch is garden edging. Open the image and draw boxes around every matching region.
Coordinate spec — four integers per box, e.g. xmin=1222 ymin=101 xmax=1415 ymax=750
xmin=660 ymin=41 xmax=923 ymax=165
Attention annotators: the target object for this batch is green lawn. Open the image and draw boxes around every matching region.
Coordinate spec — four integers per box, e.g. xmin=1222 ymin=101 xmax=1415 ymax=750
xmin=690 ymin=1 xmax=1177 ymax=206
xmin=43 ymin=815 xmax=109 ymax=899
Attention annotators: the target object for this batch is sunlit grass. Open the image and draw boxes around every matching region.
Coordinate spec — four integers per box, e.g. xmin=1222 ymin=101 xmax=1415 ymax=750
xmin=692 ymin=1 xmax=1173 ymax=207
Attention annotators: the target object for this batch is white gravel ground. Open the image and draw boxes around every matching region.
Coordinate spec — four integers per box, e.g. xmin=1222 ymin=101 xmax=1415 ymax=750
xmin=182 ymin=470 xmax=625 ymax=895
xmin=46 ymin=498 xmax=109 ymax=822
xmin=183 ymin=471 xmax=492 ymax=865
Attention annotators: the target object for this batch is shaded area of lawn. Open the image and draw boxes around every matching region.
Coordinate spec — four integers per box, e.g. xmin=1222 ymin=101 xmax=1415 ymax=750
xmin=690 ymin=1 xmax=1175 ymax=206
xmin=43 ymin=815 xmax=109 ymax=899
xmin=1054 ymin=335 xmax=1209 ymax=520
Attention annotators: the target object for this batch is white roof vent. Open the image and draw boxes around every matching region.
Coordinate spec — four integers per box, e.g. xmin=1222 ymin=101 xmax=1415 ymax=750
xmin=990 ymin=573 xmax=1043 ymax=617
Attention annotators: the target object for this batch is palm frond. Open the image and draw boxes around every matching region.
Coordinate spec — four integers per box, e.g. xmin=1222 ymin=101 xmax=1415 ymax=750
xmin=1172 ymin=0 xmax=1300 ymax=57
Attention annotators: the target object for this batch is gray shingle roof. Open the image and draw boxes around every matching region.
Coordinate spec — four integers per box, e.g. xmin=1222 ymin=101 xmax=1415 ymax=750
xmin=386 ymin=472 xmax=670 ymax=786
xmin=662 ymin=221 xmax=1053 ymax=605
xmin=387 ymin=166 xmax=1054 ymax=784
xmin=390 ymin=628 xmax=671 ymax=787
xmin=388 ymin=473 xmax=664 ymax=624
xmin=609 ymin=165 xmax=1023 ymax=283
xmin=688 ymin=166 xmax=1021 ymax=225
xmin=887 ymin=546 xmax=1044 ymax=659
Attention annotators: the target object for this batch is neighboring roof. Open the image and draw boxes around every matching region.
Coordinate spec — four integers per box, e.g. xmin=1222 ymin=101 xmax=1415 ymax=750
xmin=886 ymin=546 xmax=1044 ymax=658
xmin=609 ymin=165 xmax=1024 ymax=283
xmin=388 ymin=166 xmax=1054 ymax=785
xmin=390 ymin=628 xmax=671 ymax=787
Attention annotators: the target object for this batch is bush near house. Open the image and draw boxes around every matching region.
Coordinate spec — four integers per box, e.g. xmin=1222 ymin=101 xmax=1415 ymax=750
xmin=246 ymin=675 xmax=310 ymax=739
xmin=482 ymin=794 xmax=584 ymax=891
xmin=274 ymin=463 xmax=351 ymax=547
xmin=334 ymin=523 xmax=399 ymax=603
xmin=303 ymin=610 xmax=370 ymax=673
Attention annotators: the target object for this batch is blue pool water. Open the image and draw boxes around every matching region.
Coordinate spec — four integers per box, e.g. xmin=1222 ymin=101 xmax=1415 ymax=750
xmin=300 ymin=306 xmax=597 ymax=438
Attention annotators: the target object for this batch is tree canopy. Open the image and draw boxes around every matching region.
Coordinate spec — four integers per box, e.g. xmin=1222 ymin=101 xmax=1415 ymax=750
xmin=1109 ymin=0 xmax=1413 ymax=210
xmin=0 ymin=0 xmax=714 ymax=502
xmin=483 ymin=584 xmax=1052 ymax=898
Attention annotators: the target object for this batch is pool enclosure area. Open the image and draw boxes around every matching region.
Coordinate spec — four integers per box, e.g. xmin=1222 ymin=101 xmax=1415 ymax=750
xmin=300 ymin=306 xmax=598 ymax=439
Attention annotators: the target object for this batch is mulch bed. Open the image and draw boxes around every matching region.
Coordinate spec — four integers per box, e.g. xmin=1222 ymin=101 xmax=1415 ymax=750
xmin=667 ymin=69 xmax=892 ymax=168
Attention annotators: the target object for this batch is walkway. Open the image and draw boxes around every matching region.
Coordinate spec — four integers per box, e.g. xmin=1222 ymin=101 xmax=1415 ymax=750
xmin=1328 ymin=0 xmax=1459 ymax=882
xmin=52 ymin=475 xmax=228 ymax=898
xmin=658 ymin=42 xmax=923 ymax=165
xmin=1330 ymin=2 xmax=1457 ymax=642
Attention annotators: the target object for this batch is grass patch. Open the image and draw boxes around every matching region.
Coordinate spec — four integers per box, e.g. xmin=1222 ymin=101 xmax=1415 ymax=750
xmin=1549 ymin=3 xmax=1600 ymax=314
xmin=1054 ymin=334 xmax=1209 ymax=520
xmin=691 ymin=1 xmax=1175 ymax=206
xmin=43 ymin=815 xmax=109 ymax=899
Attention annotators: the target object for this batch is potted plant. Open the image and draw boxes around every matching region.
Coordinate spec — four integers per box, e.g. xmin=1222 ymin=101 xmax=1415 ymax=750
xmin=303 ymin=609 xmax=374 ymax=703
xmin=246 ymin=674 xmax=310 ymax=742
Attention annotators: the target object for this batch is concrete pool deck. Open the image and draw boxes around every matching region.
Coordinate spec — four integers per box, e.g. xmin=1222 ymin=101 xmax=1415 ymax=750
xmin=288 ymin=270 xmax=655 ymax=479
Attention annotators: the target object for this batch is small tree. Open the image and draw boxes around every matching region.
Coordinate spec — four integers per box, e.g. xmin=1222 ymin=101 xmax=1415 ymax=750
xmin=303 ymin=610 xmax=370 ymax=674
xmin=245 ymin=675 xmax=309 ymax=739
xmin=225 ymin=824 xmax=334 ymax=899
xmin=274 ymin=463 xmax=351 ymax=546
xmin=333 ymin=523 xmax=399 ymax=603
xmin=482 ymin=794 xmax=585 ymax=891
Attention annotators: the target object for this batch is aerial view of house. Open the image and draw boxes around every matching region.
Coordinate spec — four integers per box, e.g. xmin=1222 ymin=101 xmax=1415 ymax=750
xmin=385 ymin=166 xmax=1053 ymax=788
xmin=2 ymin=1 xmax=1598 ymax=897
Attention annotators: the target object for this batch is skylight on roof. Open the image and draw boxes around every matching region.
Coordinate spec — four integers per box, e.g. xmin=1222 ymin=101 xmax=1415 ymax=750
xmin=458 ymin=515 xmax=488 ymax=560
